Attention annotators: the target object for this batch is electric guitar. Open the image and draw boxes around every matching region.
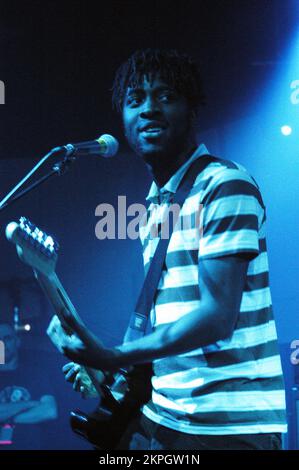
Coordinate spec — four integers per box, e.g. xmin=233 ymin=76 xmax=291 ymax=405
xmin=6 ymin=217 xmax=152 ymax=449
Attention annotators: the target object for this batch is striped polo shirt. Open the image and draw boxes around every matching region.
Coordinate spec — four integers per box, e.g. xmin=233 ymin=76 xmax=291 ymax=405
xmin=139 ymin=144 xmax=287 ymax=435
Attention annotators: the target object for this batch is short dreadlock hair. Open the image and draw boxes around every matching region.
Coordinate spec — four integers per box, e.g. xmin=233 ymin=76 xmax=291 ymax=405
xmin=112 ymin=48 xmax=206 ymax=115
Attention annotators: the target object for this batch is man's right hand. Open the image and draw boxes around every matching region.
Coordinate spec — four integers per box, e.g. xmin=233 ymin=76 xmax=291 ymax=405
xmin=62 ymin=362 xmax=105 ymax=399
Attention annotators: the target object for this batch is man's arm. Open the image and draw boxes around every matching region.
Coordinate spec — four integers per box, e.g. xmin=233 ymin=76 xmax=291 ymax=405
xmin=13 ymin=395 xmax=57 ymax=424
xmin=116 ymin=255 xmax=249 ymax=363
xmin=49 ymin=255 xmax=249 ymax=370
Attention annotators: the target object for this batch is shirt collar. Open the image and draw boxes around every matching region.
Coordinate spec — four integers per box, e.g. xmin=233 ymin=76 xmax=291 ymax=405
xmin=146 ymin=143 xmax=209 ymax=204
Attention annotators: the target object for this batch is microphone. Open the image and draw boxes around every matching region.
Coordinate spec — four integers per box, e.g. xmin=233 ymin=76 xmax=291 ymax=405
xmin=58 ymin=134 xmax=119 ymax=158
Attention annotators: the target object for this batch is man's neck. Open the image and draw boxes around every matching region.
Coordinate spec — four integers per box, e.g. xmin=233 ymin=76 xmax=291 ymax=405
xmin=146 ymin=143 xmax=197 ymax=188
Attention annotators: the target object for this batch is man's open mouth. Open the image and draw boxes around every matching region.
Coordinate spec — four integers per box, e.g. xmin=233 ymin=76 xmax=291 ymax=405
xmin=139 ymin=121 xmax=167 ymax=133
xmin=140 ymin=124 xmax=167 ymax=138
xmin=141 ymin=128 xmax=164 ymax=135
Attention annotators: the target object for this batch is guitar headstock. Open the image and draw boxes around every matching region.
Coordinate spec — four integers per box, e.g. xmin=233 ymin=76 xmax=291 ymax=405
xmin=6 ymin=217 xmax=59 ymax=277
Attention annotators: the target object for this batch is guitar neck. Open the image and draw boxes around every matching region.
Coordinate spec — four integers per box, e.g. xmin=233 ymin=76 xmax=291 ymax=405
xmin=35 ymin=269 xmax=83 ymax=329
xmin=34 ymin=269 xmax=104 ymax=396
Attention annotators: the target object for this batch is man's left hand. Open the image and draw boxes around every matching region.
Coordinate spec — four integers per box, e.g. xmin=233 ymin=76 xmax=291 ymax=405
xmin=46 ymin=313 xmax=118 ymax=370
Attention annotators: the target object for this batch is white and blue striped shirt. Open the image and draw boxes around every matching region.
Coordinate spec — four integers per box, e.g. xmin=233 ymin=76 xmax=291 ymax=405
xmin=140 ymin=144 xmax=287 ymax=435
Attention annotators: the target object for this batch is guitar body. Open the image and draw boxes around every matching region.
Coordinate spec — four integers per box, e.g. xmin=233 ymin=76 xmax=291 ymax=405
xmin=5 ymin=217 xmax=153 ymax=449
xmin=70 ymin=363 xmax=152 ymax=449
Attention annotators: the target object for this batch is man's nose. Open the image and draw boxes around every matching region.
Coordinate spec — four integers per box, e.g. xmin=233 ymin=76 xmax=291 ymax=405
xmin=139 ymin=97 xmax=161 ymax=118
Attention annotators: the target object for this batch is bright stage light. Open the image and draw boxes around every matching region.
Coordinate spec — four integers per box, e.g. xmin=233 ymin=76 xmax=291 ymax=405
xmin=281 ymin=125 xmax=292 ymax=136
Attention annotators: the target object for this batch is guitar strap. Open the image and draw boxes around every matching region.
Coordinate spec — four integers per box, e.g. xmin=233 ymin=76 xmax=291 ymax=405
xmin=123 ymin=153 xmax=216 ymax=343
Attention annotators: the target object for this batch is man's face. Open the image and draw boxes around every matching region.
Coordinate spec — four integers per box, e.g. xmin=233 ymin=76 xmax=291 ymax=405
xmin=0 ymin=324 xmax=19 ymax=363
xmin=122 ymin=76 xmax=194 ymax=164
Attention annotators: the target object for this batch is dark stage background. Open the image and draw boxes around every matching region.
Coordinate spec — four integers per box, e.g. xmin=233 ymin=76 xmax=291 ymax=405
xmin=0 ymin=0 xmax=298 ymax=449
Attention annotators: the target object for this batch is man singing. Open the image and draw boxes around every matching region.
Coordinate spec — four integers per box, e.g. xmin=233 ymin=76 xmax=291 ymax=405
xmin=49 ymin=49 xmax=287 ymax=450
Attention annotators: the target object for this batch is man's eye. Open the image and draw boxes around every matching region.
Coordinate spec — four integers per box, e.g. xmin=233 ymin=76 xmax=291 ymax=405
xmin=127 ymin=96 xmax=142 ymax=106
xmin=159 ymin=92 xmax=175 ymax=102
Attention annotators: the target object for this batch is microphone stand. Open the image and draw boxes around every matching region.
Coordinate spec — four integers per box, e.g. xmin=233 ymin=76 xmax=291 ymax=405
xmin=0 ymin=147 xmax=76 ymax=212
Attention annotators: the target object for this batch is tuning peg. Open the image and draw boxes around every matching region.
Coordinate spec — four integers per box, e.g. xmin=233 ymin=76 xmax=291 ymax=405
xmin=18 ymin=216 xmax=59 ymax=256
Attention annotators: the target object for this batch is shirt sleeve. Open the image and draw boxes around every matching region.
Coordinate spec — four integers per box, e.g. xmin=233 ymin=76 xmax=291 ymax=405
xmin=198 ymin=168 xmax=265 ymax=260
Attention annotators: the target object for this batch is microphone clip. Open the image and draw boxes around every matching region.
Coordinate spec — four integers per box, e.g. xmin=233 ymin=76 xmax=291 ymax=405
xmin=52 ymin=155 xmax=76 ymax=176
xmin=49 ymin=145 xmax=77 ymax=176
